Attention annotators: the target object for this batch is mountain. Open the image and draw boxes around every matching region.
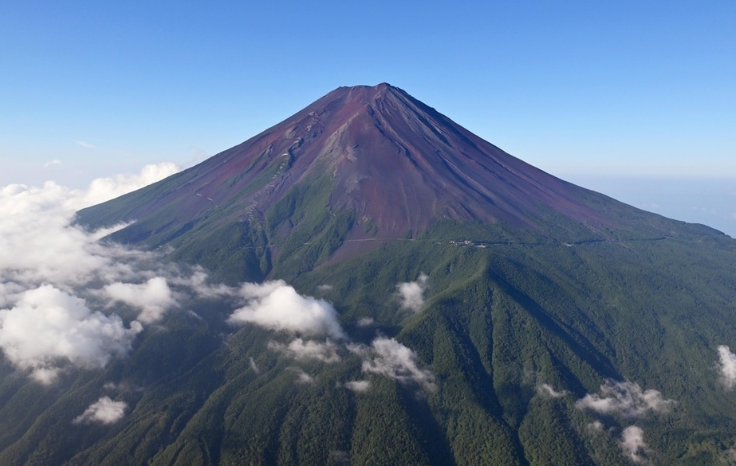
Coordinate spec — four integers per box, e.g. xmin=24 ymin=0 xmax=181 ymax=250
xmin=75 ymin=83 xmax=705 ymax=282
xmin=3 ymin=84 xmax=736 ymax=466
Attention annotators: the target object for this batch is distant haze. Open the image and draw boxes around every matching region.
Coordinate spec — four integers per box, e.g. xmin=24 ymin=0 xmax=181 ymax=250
xmin=568 ymin=175 xmax=736 ymax=238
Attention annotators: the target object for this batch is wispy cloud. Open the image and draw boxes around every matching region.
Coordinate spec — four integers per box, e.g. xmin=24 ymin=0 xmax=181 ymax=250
xmin=537 ymin=383 xmax=569 ymax=398
xmin=292 ymin=368 xmax=314 ymax=385
xmin=575 ymin=380 xmax=675 ymax=419
xmin=73 ymin=397 xmax=128 ymax=425
xmin=329 ymin=451 xmax=350 ymax=465
xmin=188 ymin=145 xmax=209 ymax=165
xmin=619 ymin=426 xmax=650 ymax=464
xmin=587 ymin=420 xmax=605 ymax=433
xmin=343 ymin=380 xmax=371 ymax=393
xmin=44 ymin=159 xmax=62 ymax=168
xmin=397 ymin=273 xmax=429 ymax=312
xmin=717 ymin=345 xmax=736 ymax=389
xmin=249 ymin=357 xmax=260 ymax=374
xmin=356 ymin=317 xmax=374 ymax=327
xmin=268 ymin=338 xmax=341 ymax=363
xmin=360 ymin=337 xmax=436 ymax=392
xmin=76 ymin=140 xmax=96 ymax=149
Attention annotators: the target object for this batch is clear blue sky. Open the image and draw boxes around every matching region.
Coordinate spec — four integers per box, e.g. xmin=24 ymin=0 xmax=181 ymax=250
xmin=1 ymin=1 xmax=735 ymax=232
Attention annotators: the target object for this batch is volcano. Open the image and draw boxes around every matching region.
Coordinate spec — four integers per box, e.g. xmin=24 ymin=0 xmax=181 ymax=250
xmin=4 ymin=85 xmax=736 ymax=466
xmin=77 ymin=83 xmax=706 ymax=281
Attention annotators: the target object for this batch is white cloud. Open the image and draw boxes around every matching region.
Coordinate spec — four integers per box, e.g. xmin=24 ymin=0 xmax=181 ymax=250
xmin=73 ymin=396 xmax=127 ymax=425
xmin=0 ymin=163 xmax=347 ymax=384
xmin=619 ymin=426 xmax=650 ymax=464
xmin=228 ymin=281 xmax=345 ymax=339
xmin=344 ymin=380 xmax=371 ymax=393
xmin=317 ymin=284 xmax=333 ymax=292
xmin=329 ymin=451 xmax=350 ymax=465
xmin=0 ymin=211 xmax=119 ymax=288
xmin=0 ymin=163 xmax=180 ymax=289
xmin=292 ymin=368 xmax=314 ymax=385
xmin=171 ymin=269 xmax=236 ymax=299
xmin=76 ymin=141 xmax=96 ymax=149
xmin=0 ymin=286 xmax=141 ymax=384
xmin=720 ymin=447 xmax=736 ymax=464
xmin=102 ymin=381 xmax=142 ymax=393
xmin=104 ymin=277 xmax=175 ymax=323
xmin=268 ymin=338 xmax=341 ymax=363
xmin=44 ymin=159 xmax=62 ymax=168
xmin=356 ymin=317 xmax=374 ymax=327
xmin=249 ymin=357 xmax=259 ymax=374
xmin=587 ymin=420 xmax=605 ymax=433
xmin=83 ymin=162 xmax=179 ymax=206
xmin=575 ymin=380 xmax=675 ymax=419
xmin=346 ymin=342 xmax=369 ymax=355
xmin=717 ymin=345 xmax=736 ymax=389
xmin=537 ymin=383 xmax=569 ymax=398
xmin=0 ymin=161 xmax=177 ymax=215
xmin=0 ymin=164 xmax=177 ymax=382
xmin=397 ymin=273 xmax=429 ymax=312
xmin=361 ymin=337 xmax=436 ymax=392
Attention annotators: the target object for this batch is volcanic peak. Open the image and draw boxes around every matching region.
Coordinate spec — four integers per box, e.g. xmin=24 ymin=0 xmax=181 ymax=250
xmin=79 ymin=83 xmax=670 ymax=269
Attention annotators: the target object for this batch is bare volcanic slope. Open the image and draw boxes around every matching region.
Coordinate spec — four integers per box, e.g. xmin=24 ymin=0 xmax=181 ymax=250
xmin=77 ymin=84 xmax=717 ymax=279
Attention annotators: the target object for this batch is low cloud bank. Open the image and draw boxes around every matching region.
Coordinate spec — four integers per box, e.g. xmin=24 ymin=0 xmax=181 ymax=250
xmin=0 ymin=285 xmax=141 ymax=384
xmin=1 ymin=163 xmax=354 ymax=383
xmin=0 ymin=165 xmax=179 ymax=382
xmin=83 ymin=163 xmax=179 ymax=206
xmin=397 ymin=273 xmax=429 ymax=312
xmin=575 ymin=380 xmax=674 ymax=419
xmin=73 ymin=396 xmax=128 ymax=425
xmin=0 ymin=164 xmax=440 ymax=397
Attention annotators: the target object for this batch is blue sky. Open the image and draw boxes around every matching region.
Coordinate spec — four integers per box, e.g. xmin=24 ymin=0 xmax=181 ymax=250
xmin=1 ymin=1 xmax=735 ymax=233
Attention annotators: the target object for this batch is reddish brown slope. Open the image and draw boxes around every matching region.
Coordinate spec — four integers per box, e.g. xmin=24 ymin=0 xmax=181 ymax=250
xmin=80 ymin=82 xmax=701 ymax=272
xmin=135 ymin=84 xmax=604 ymax=237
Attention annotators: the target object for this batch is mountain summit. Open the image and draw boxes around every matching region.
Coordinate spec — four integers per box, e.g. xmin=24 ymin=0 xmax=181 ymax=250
xmin=185 ymin=82 xmax=602 ymax=233
xmin=77 ymin=84 xmax=705 ymax=280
